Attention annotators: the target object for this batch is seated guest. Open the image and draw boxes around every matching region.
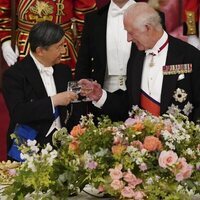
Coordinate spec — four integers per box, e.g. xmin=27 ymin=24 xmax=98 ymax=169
xmin=2 ymin=21 xmax=78 ymax=160
xmin=80 ymin=2 xmax=200 ymax=123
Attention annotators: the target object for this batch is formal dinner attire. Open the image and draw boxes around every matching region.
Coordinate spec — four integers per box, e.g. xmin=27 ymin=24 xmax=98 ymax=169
xmin=75 ymin=0 xmax=135 ymax=122
xmin=2 ymin=54 xmax=73 ymax=152
xmin=100 ymin=32 xmax=200 ymax=122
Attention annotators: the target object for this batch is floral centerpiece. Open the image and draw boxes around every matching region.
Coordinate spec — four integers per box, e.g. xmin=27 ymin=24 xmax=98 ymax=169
xmin=1 ymin=105 xmax=200 ymax=199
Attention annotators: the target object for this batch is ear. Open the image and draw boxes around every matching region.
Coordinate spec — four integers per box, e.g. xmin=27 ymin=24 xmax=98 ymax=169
xmin=35 ymin=46 xmax=44 ymax=56
xmin=145 ymin=24 xmax=151 ymax=32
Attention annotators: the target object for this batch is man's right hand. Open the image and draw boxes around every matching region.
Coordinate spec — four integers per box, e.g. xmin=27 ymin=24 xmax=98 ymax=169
xmin=79 ymin=79 xmax=103 ymax=102
xmin=52 ymin=91 xmax=78 ymax=106
xmin=1 ymin=40 xmax=19 ymax=66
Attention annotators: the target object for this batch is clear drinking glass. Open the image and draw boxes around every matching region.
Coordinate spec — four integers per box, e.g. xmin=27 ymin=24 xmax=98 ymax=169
xmin=67 ymin=81 xmax=81 ymax=103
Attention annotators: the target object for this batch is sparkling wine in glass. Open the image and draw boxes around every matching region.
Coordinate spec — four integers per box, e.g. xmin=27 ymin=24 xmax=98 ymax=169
xmin=67 ymin=81 xmax=81 ymax=103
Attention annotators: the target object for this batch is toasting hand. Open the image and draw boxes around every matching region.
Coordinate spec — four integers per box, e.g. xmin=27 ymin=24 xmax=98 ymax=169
xmin=78 ymin=79 xmax=103 ymax=102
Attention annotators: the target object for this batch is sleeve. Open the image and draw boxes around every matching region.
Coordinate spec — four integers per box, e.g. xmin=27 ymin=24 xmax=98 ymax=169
xmin=2 ymin=68 xmax=54 ymax=124
xmin=183 ymin=0 xmax=199 ymax=36
xmin=73 ymin=0 xmax=96 ymax=48
xmin=0 ymin=0 xmax=12 ymax=43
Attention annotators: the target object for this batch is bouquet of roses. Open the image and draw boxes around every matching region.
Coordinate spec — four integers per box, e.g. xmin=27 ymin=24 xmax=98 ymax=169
xmin=1 ymin=105 xmax=200 ymax=200
xmin=66 ymin=105 xmax=200 ymax=200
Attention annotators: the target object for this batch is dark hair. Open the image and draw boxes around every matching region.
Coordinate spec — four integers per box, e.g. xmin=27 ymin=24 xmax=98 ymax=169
xmin=29 ymin=21 xmax=65 ymax=52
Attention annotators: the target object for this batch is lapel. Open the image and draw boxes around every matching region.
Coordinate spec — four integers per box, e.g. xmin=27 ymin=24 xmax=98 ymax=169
xmin=53 ymin=66 xmax=68 ymax=93
xmin=95 ymin=4 xmax=109 ymax=74
xmin=128 ymin=36 xmax=183 ymax=114
xmin=22 ymin=55 xmax=47 ymax=98
xmin=160 ymin=36 xmax=182 ymax=114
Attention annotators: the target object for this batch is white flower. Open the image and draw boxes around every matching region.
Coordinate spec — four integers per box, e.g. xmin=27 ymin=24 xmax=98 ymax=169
xmin=146 ymin=178 xmax=153 ymax=184
xmin=45 ymin=143 xmax=53 ymax=152
xmin=183 ymin=102 xmax=194 ymax=116
xmin=186 ymin=148 xmax=194 ymax=156
xmin=173 ymin=88 xmax=187 ymax=103
xmin=27 ymin=139 xmax=37 ymax=147
xmin=167 ymin=104 xmax=181 ymax=116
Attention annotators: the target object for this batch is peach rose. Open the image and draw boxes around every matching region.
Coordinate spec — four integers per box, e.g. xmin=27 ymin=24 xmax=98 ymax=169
xmin=158 ymin=150 xmax=178 ymax=168
xmin=112 ymin=144 xmax=126 ymax=156
xmin=70 ymin=124 xmax=85 ymax=137
xmin=68 ymin=140 xmax=79 ymax=151
xmin=143 ymin=136 xmax=162 ymax=152
xmin=132 ymin=122 xmax=144 ymax=131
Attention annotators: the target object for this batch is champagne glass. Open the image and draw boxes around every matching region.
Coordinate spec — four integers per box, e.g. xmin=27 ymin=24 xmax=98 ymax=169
xmin=67 ymin=81 xmax=81 ymax=103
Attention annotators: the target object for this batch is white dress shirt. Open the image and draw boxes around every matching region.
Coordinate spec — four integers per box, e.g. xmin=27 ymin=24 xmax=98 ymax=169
xmin=30 ymin=52 xmax=61 ymax=136
xmin=141 ymin=31 xmax=169 ymax=103
xmin=94 ymin=0 xmax=135 ymax=108
xmin=105 ymin=0 xmax=135 ymax=93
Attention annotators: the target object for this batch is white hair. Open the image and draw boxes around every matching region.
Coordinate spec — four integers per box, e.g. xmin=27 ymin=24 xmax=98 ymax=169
xmin=124 ymin=2 xmax=162 ymax=32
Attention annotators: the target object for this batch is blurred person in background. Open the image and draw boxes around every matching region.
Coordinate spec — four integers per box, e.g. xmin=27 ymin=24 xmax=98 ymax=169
xmin=0 ymin=0 xmax=96 ymax=73
xmin=183 ymin=0 xmax=200 ymax=50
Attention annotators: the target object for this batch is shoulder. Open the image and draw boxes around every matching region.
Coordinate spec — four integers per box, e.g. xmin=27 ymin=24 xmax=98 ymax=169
xmin=169 ymin=35 xmax=200 ymax=55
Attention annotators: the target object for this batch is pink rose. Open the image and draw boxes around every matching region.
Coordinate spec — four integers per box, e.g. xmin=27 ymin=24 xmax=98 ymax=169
xmin=121 ymin=186 xmax=135 ymax=198
xmin=110 ymin=179 xmax=124 ymax=190
xmin=109 ymin=164 xmax=123 ymax=180
xmin=175 ymin=158 xmax=193 ymax=182
xmin=123 ymin=169 xmax=136 ymax=183
xmin=123 ymin=169 xmax=142 ymax=188
xmin=158 ymin=150 xmax=178 ymax=168
xmin=133 ymin=191 xmax=145 ymax=200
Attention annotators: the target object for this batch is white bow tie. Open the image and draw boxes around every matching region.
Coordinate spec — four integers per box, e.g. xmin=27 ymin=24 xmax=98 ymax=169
xmin=111 ymin=7 xmax=125 ymax=17
xmin=40 ymin=67 xmax=54 ymax=76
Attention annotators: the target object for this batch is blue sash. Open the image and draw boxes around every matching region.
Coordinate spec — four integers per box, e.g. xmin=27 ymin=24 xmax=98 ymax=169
xmin=8 ymin=124 xmax=38 ymax=162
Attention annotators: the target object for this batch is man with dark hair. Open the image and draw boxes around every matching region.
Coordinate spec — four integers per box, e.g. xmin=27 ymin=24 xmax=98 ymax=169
xmin=2 ymin=21 xmax=78 ymax=160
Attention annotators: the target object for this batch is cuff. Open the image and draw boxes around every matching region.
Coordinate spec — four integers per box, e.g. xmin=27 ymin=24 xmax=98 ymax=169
xmin=92 ymin=89 xmax=107 ymax=108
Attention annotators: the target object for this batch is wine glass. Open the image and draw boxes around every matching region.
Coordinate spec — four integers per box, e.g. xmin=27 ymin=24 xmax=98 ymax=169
xmin=67 ymin=81 xmax=81 ymax=103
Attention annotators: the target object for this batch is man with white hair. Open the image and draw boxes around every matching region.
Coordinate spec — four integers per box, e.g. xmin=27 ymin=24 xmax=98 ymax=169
xmin=80 ymin=2 xmax=200 ymax=123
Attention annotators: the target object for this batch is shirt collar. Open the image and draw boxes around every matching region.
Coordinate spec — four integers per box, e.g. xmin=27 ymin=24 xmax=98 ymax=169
xmin=30 ymin=51 xmax=54 ymax=76
xmin=145 ymin=31 xmax=168 ymax=56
